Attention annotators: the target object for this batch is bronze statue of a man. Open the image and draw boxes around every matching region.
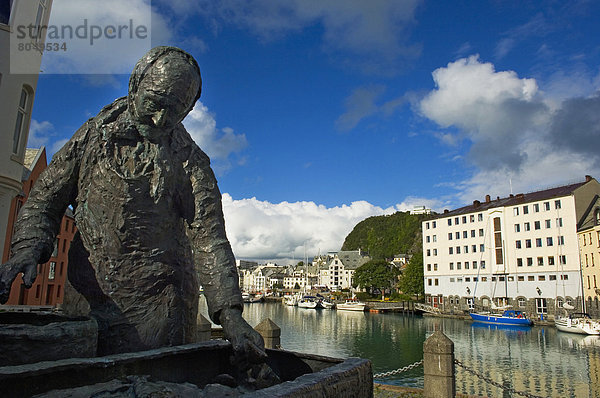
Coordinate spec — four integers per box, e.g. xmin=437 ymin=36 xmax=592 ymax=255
xmin=0 ymin=47 xmax=265 ymax=364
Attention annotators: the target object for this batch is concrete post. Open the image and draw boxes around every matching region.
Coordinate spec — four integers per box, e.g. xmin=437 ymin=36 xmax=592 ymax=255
xmin=255 ymin=318 xmax=281 ymax=349
xmin=196 ymin=313 xmax=212 ymax=342
xmin=423 ymin=330 xmax=455 ymax=398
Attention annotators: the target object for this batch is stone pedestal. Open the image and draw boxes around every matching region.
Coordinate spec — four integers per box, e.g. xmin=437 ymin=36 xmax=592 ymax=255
xmin=196 ymin=313 xmax=212 ymax=342
xmin=255 ymin=318 xmax=281 ymax=349
xmin=423 ymin=330 xmax=455 ymax=398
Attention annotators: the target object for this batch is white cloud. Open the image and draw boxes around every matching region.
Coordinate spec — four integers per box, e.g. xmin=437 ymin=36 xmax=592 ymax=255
xmin=40 ymin=0 xmax=172 ymax=74
xmin=183 ymin=102 xmax=248 ymax=174
xmin=221 ymin=194 xmax=399 ymax=261
xmin=419 ymin=55 xmax=600 ymax=207
xmin=27 ymin=120 xmax=54 ymax=147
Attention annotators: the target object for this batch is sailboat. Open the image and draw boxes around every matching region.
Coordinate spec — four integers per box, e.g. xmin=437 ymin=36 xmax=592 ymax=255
xmin=469 ymin=212 xmax=532 ymax=326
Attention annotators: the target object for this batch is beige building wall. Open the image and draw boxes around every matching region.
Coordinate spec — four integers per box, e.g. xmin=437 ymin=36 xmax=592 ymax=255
xmin=579 ymin=224 xmax=600 ymax=317
xmin=0 ymin=0 xmax=52 ymax=251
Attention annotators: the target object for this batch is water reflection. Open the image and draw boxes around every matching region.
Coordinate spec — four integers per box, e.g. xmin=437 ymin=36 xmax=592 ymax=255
xmin=199 ymin=299 xmax=600 ymax=397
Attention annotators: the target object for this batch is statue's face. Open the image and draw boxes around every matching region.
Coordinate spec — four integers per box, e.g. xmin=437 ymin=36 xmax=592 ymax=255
xmin=133 ymin=55 xmax=200 ymax=129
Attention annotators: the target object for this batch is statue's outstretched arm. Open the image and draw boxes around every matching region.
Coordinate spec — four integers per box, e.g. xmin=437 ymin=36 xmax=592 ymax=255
xmin=184 ymin=144 xmax=267 ymax=368
xmin=0 ymin=123 xmax=89 ymax=303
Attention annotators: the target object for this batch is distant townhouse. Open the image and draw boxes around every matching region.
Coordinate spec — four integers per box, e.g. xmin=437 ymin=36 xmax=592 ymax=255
xmin=241 ymin=264 xmax=287 ymax=292
xmin=422 ymin=176 xmax=600 ymax=318
xmin=283 ymin=271 xmax=318 ymax=290
xmin=577 ymin=195 xmax=600 ymax=318
xmin=319 ymin=249 xmax=371 ymax=291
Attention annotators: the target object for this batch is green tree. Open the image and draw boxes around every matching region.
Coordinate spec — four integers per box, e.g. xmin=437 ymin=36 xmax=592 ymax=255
xmin=353 ymin=260 xmax=399 ymax=299
xmin=398 ymin=252 xmax=424 ymax=300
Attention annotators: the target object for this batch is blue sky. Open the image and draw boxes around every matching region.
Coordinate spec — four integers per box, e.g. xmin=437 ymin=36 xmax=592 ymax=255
xmin=28 ymin=0 xmax=600 ymax=262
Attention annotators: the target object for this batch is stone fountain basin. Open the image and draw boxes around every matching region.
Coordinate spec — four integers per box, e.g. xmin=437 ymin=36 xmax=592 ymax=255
xmin=0 ymin=340 xmax=372 ymax=397
xmin=0 ymin=312 xmax=98 ymax=366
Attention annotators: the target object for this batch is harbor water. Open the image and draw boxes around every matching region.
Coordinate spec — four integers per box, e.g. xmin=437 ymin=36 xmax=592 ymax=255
xmin=200 ymin=298 xmax=600 ymax=397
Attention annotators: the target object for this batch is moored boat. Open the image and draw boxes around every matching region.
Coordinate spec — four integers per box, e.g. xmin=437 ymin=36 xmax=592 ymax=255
xmin=283 ymin=294 xmax=299 ymax=306
xmin=469 ymin=310 xmax=533 ymax=326
xmin=298 ymin=296 xmax=319 ymax=309
xmin=555 ymin=313 xmax=600 ymax=335
xmin=336 ymin=298 xmax=366 ymax=312
xmin=321 ymin=299 xmax=335 ymax=309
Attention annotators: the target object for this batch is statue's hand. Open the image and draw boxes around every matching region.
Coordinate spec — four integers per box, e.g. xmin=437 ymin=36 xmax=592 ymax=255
xmin=220 ymin=308 xmax=267 ymax=368
xmin=0 ymin=251 xmax=39 ymax=304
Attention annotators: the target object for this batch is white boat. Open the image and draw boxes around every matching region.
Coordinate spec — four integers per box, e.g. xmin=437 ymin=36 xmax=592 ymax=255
xmin=242 ymin=292 xmax=263 ymax=303
xmin=336 ymin=298 xmax=366 ymax=312
xmin=321 ymin=299 xmax=335 ymax=309
xmin=298 ymin=296 xmax=319 ymax=309
xmin=283 ymin=294 xmax=299 ymax=306
xmin=555 ymin=313 xmax=600 ymax=335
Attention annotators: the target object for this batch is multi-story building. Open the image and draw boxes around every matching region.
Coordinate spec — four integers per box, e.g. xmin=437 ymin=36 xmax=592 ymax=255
xmin=2 ymin=147 xmax=76 ymax=306
xmin=577 ymin=195 xmax=600 ymax=317
xmin=1 ymin=0 xmax=53 ymax=255
xmin=422 ymin=176 xmax=600 ymax=318
xmin=318 ymin=249 xmax=370 ymax=291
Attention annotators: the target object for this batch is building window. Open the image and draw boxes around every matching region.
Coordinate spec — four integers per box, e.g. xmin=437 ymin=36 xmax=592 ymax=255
xmin=448 ymin=233 xmax=452 ymax=240
xmin=557 ymin=217 xmax=563 ymax=228
xmin=528 ymin=275 xmax=535 ymax=281
xmin=426 ymin=222 xmax=430 ymax=229
xmin=455 ymin=217 xmax=459 ymax=225
xmin=434 ymin=263 xmax=438 ymax=271
xmin=457 ymin=262 xmax=461 ymax=270
xmin=536 ymin=238 xmax=542 ymax=247
xmin=49 ymin=262 xmax=56 ymax=280
xmin=472 ymin=244 xmax=477 ymax=252
xmin=433 ymin=249 xmax=437 ymax=256
xmin=524 ymin=222 xmax=531 ymax=231
xmin=465 ymin=261 xmax=469 ymax=269
xmin=426 ymin=236 xmax=430 ymax=243
xmin=478 ymin=213 xmax=483 ymax=221
xmin=534 ymin=204 xmax=540 ymax=212
xmin=0 ymin=0 xmax=12 ymax=25
xmin=428 ymin=279 xmax=432 ymax=286
xmin=471 ymin=229 xmax=475 ymax=237
xmin=560 ymin=255 xmax=567 ymax=265
xmin=544 ymin=202 xmax=550 ymax=211
xmin=448 ymin=219 xmax=452 ymax=226
xmin=537 ymin=257 xmax=544 ymax=266
xmin=534 ymin=221 xmax=541 ymax=230
xmin=449 ymin=262 xmax=454 ymax=270
xmin=546 ymin=237 xmax=553 ymax=246
xmin=473 ymin=261 xmax=478 ymax=269
xmin=432 ymin=221 xmax=436 ymax=228
xmin=548 ymin=256 xmax=555 ymax=266
xmin=434 ymin=279 xmax=439 ymax=286
xmin=479 ymin=228 xmax=484 ymax=237
xmin=462 ymin=216 xmax=467 ymax=224
xmin=481 ymin=260 xmax=485 ymax=269
xmin=527 ymin=257 xmax=533 ymax=266
xmin=461 ymin=230 xmax=466 ymax=239
xmin=455 ymin=232 xmax=460 ymax=239
xmin=555 ymin=200 xmax=561 ymax=209
xmin=523 ymin=206 xmax=529 ymax=214
xmin=470 ymin=215 xmax=475 ymax=222
xmin=464 ymin=246 xmax=468 ymax=253
xmin=518 ymin=298 xmax=526 ymax=307
xmin=480 ymin=244 xmax=484 ymax=252
xmin=13 ymin=87 xmax=32 ymax=155
xmin=515 ymin=224 xmax=520 ymax=233
xmin=525 ymin=239 xmax=532 ymax=248
xmin=595 ymin=209 xmax=600 ymax=226
xmin=516 ymin=240 xmax=522 ymax=249
xmin=432 ymin=235 xmax=437 ymax=242
xmin=517 ymin=258 xmax=523 ymax=267
xmin=513 ymin=207 xmax=519 ymax=216
xmin=427 ymin=264 xmax=431 ymax=271
xmin=545 ymin=219 xmax=551 ymax=228
xmin=449 ymin=247 xmax=453 ymax=255
xmin=34 ymin=0 xmax=49 ymax=42
xmin=558 ymin=236 xmax=565 ymax=245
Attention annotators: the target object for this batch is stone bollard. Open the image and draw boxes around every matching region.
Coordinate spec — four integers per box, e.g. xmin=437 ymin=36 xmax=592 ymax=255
xmin=196 ymin=313 xmax=212 ymax=342
xmin=254 ymin=318 xmax=281 ymax=349
xmin=423 ymin=330 xmax=455 ymax=398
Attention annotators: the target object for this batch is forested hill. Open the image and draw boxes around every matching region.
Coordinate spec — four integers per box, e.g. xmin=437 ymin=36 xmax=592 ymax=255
xmin=341 ymin=211 xmax=432 ymax=260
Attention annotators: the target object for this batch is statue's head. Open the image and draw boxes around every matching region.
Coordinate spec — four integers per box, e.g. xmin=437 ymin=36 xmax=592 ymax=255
xmin=128 ymin=46 xmax=202 ymax=130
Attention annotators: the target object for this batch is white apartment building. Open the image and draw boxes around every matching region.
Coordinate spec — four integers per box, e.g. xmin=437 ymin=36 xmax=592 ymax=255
xmin=1 ymin=0 xmax=52 ymax=251
xmin=423 ymin=176 xmax=600 ymax=317
xmin=318 ymin=250 xmax=370 ymax=291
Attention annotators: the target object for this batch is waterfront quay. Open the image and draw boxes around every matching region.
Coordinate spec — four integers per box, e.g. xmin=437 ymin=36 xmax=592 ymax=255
xmin=216 ymin=300 xmax=600 ymax=398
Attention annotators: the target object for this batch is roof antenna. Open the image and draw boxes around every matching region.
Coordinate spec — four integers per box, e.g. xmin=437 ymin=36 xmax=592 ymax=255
xmin=510 ymin=178 xmax=513 ymax=195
